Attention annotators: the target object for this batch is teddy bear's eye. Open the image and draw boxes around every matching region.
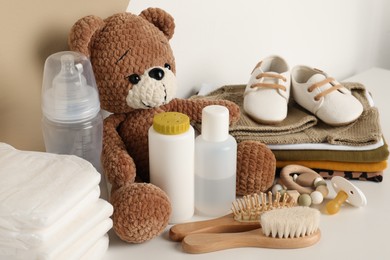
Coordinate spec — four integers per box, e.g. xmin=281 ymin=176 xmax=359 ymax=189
xmin=164 ymin=63 xmax=171 ymax=70
xmin=127 ymin=74 xmax=141 ymax=84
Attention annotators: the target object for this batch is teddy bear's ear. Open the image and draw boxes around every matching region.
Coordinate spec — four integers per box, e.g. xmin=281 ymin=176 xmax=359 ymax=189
xmin=68 ymin=15 xmax=105 ymax=57
xmin=139 ymin=8 xmax=175 ymax=40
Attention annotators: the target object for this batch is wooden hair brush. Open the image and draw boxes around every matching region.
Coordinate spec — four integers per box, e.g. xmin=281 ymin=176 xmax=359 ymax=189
xmin=169 ymin=191 xmax=295 ymax=241
xmin=182 ymin=206 xmax=321 ymax=253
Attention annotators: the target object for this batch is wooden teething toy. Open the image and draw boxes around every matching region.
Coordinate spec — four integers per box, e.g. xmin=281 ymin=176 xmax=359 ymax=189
xmin=326 ymin=176 xmax=367 ymax=215
xmin=279 ymin=165 xmax=329 ymax=206
xmin=280 ymin=165 xmax=317 ymax=194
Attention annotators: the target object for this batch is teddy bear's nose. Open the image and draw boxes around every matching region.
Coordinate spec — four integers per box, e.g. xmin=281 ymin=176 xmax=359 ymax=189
xmin=148 ymin=68 xmax=165 ymax=81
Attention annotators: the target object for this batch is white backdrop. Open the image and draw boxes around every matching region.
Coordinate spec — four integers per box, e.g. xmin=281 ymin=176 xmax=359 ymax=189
xmin=127 ymin=0 xmax=390 ymax=98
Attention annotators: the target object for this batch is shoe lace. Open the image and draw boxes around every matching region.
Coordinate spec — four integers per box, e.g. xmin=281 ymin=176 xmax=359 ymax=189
xmin=250 ymin=71 xmax=287 ymax=91
xmin=308 ymin=77 xmax=342 ymax=101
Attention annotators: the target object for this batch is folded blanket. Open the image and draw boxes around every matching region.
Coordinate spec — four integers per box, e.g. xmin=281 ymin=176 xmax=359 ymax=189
xmin=0 ymin=143 xmax=101 ymax=231
xmin=268 ymin=138 xmax=384 ymax=151
xmin=318 ymin=169 xmax=383 ymax=182
xmin=191 ymin=83 xmax=382 ymax=146
xmin=272 ymin=142 xmax=389 ymax=163
xmin=276 ymin=168 xmax=383 ymax=182
xmin=276 ymin=160 xmax=387 ymax=172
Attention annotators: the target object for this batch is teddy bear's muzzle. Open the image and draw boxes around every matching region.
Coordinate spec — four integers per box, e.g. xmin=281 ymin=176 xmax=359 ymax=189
xmin=126 ymin=67 xmax=177 ymax=109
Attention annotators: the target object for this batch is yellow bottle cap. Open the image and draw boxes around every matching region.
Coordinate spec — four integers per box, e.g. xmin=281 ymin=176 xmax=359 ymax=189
xmin=153 ymin=112 xmax=190 ymax=135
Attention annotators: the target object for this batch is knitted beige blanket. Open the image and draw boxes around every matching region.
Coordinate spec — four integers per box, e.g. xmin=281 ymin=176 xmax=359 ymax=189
xmin=191 ymin=82 xmax=381 ymax=146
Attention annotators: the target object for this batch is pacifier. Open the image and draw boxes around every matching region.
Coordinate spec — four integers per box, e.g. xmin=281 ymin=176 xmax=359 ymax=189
xmin=326 ymin=176 xmax=367 ymax=215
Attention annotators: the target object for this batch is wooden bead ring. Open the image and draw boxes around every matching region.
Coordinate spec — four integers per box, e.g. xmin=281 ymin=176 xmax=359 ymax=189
xmin=279 ymin=164 xmax=321 ymax=194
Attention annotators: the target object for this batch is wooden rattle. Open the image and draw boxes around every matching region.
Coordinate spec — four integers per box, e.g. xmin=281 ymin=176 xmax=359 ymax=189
xmin=326 ymin=176 xmax=367 ymax=215
xmin=278 ymin=165 xmax=329 ymax=206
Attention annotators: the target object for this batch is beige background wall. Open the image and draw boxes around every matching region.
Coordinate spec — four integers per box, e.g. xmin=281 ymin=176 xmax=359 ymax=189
xmin=0 ymin=0 xmax=128 ymax=151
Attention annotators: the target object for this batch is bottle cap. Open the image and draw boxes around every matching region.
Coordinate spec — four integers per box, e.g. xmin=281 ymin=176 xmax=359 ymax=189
xmin=201 ymin=105 xmax=229 ymax=142
xmin=41 ymin=51 xmax=100 ymax=123
xmin=153 ymin=112 xmax=190 ymax=135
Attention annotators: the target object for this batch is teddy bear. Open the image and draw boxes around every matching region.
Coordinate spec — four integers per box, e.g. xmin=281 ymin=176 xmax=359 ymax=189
xmin=68 ymin=8 xmax=276 ymax=243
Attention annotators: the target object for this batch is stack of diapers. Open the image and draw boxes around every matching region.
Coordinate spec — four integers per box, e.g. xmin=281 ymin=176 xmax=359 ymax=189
xmin=0 ymin=143 xmax=113 ymax=260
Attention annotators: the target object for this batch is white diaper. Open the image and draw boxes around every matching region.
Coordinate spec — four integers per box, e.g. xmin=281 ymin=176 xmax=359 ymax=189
xmin=0 ymin=143 xmax=113 ymax=260
xmin=0 ymin=143 xmax=101 ymax=230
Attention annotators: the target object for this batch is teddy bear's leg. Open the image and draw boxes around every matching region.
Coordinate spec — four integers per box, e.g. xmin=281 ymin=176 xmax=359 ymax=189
xmin=110 ymin=182 xmax=171 ymax=243
xmin=236 ymin=141 xmax=276 ymax=196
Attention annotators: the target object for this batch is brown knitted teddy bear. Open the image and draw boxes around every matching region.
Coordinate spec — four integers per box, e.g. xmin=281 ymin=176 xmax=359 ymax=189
xmin=68 ymin=8 xmax=276 ymax=243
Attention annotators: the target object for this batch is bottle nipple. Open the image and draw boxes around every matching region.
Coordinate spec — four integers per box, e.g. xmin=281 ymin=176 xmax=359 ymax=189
xmin=61 ymin=54 xmax=76 ymax=74
xmin=60 ymin=54 xmax=84 ymax=75
xmin=52 ymin=53 xmax=90 ymax=105
xmin=42 ymin=51 xmax=100 ymax=123
xmin=54 ymin=54 xmax=85 ymax=91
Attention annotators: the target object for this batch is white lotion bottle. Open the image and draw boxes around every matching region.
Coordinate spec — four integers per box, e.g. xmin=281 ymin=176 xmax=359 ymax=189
xmin=148 ymin=112 xmax=195 ymax=223
xmin=195 ymin=105 xmax=237 ymax=216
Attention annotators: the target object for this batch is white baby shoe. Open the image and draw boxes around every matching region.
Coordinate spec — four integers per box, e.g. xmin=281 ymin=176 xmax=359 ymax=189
xmin=291 ymin=65 xmax=363 ymax=126
xmin=243 ymin=55 xmax=290 ymax=124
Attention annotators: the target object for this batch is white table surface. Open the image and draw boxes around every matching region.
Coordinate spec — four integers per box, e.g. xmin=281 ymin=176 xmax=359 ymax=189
xmin=102 ymin=68 xmax=390 ymax=260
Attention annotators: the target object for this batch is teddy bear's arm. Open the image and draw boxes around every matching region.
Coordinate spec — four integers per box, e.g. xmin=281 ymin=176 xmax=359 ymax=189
xmin=102 ymin=113 xmax=136 ymax=190
xmin=165 ymin=98 xmax=240 ymax=124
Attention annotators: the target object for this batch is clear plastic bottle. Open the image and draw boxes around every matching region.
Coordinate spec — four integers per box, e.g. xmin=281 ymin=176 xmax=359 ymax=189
xmin=148 ymin=112 xmax=195 ymax=223
xmin=195 ymin=105 xmax=237 ymax=216
xmin=41 ymin=51 xmax=106 ymax=197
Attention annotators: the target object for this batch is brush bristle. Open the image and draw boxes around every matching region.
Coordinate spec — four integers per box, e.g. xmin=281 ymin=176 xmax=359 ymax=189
xmin=260 ymin=206 xmax=320 ymax=238
xmin=231 ymin=192 xmax=295 ymax=222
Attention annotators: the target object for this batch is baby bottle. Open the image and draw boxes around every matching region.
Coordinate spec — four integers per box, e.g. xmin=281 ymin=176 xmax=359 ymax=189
xmin=41 ymin=51 xmax=105 ymax=196
xmin=148 ymin=112 xmax=195 ymax=223
xmin=195 ymin=105 xmax=237 ymax=216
